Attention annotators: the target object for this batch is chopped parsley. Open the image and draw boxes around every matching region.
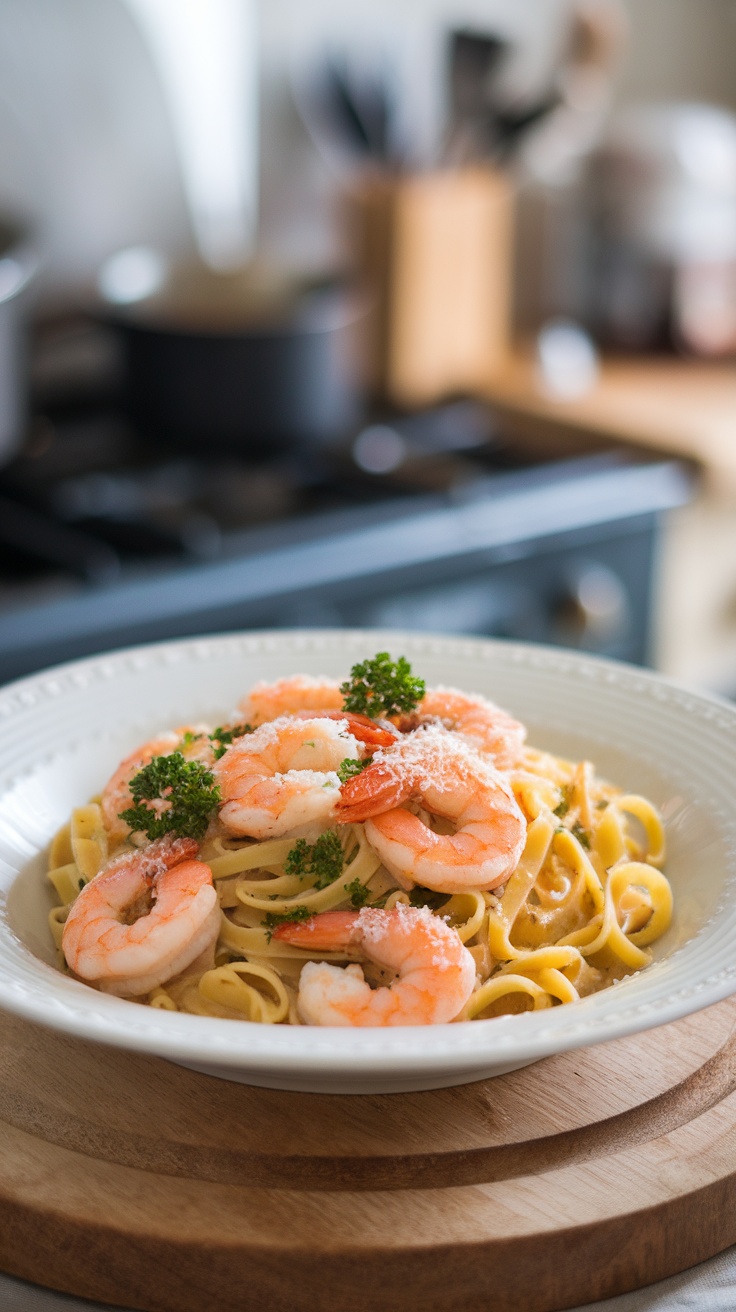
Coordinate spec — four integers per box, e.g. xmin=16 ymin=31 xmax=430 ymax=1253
xmin=553 ymin=793 xmax=570 ymax=818
xmin=340 ymin=652 xmax=425 ymax=719
xmin=337 ymin=756 xmax=372 ymax=784
xmin=571 ymin=822 xmax=591 ymax=850
xmin=179 ymin=730 xmax=203 ymax=748
xmin=209 ymin=723 xmax=253 ymax=760
xmin=285 ymin=830 xmax=344 ymax=889
xmin=409 ymin=886 xmax=452 ymax=912
xmin=346 ymin=878 xmax=371 ymax=909
xmin=119 ymin=751 xmax=220 ymax=841
xmin=262 ymin=905 xmax=313 ymax=941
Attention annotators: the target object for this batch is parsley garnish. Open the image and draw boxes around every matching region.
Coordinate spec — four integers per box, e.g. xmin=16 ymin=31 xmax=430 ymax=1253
xmin=119 ymin=751 xmax=220 ymax=841
xmin=571 ymin=822 xmax=591 ymax=849
xmin=209 ymin=723 xmax=253 ymax=760
xmin=340 ymin=652 xmax=425 ymax=719
xmin=179 ymin=730 xmax=203 ymax=748
xmin=409 ymin=886 xmax=452 ymax=912
xmin=337 ymin=756 xmax=372 ymax=783
xmin=346 ymin=878 xmax=371 ymax=909
xmin=285 ymin=830 xmax=344 ymax=889
xmin=262 ymin=905 xmax=313 ymax=941
xmin=553 ymin=794 xmax=570 ymax=818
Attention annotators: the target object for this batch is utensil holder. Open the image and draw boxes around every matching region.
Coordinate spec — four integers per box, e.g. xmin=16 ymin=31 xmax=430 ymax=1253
xmin=346 ymin=166 xmax=514 ymax=408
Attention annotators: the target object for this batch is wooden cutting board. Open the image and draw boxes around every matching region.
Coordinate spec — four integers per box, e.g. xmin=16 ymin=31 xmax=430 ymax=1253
xmin=1 ymin=998 xmax=735 ymax=1312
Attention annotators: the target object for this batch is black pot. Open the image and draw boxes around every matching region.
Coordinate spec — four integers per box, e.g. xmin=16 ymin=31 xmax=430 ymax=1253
xmin=108 ymin=270 xmax=367 ymax=452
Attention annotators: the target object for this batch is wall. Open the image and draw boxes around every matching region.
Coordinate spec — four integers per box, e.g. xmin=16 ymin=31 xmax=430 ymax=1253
xmin=618 ymin=0 xmax=736 ymax=110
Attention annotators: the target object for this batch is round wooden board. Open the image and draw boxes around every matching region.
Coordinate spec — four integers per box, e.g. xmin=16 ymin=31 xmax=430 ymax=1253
xmin=1 ymin=999 xmax=736 ymax=1312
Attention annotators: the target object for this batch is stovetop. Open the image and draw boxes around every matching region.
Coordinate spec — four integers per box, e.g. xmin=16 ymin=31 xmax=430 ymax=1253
xmin=0 ymin=394 xmax=554 ymax=603
xmin=0 ymin=320 xmax=692 ymax=685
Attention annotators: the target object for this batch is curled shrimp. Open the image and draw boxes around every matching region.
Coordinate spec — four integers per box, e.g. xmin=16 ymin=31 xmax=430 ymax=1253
xmin=337 ymin=726 xmax=526 ymax=893
xmin=62 ymin=837 xmax=219 ymax=997
xmin=213 ymin=714 xmax=371 ymax=839
xmin=396 ymin=686 xmax=526 ymax=769
xmin=237 ymin=676 xmax=396 ymax=747
xmin=237 ymin=674 xmax=523 ymax=767
xmin=101 ymin=725 xmax=213 ymax=842
xmin=236 ymin=677 xmax=398 ymax=750
xmin=272 ymin=904 xmax=476 ymax=1026
xmin=239 ymin=676 xmax=343 ymax=726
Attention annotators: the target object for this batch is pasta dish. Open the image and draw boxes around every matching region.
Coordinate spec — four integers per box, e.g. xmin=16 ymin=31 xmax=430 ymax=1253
xmin=48 ymin=653 xmax=672 ymax=1027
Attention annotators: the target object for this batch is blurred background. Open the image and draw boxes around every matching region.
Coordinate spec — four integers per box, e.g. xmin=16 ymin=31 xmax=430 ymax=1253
xmin=0 ymin=0 xmax=735 ymax=694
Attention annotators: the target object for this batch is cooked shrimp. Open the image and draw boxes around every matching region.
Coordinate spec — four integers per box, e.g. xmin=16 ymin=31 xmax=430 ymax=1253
xmin=238 ymin=675 xmax=523 ymax=766
xmin=101 ymin=725 xmax=213 ymax=842
xmin=213 ymin=715 xmax=365 ymax=839
xmin=337 ymin=726 xmax=526 ymax=892
xmin=239 ymin=675 xmax=343 ymax=726
xmin=240 ymin=672 xmax=396 ymax=746
xmin=62 ymin=837 xmax=219 ymax=997
xmin=396 ymin=686 xmax=526 ymax=769
xmin=272 ymin=904 xmax=476 ymax=1026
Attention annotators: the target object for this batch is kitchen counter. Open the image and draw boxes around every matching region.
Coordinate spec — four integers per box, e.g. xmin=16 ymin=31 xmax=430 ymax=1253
xmin=486 ymin=353 xmax=736 ymax=695
xmin=486 ymin=353 xmax=736 ymax=493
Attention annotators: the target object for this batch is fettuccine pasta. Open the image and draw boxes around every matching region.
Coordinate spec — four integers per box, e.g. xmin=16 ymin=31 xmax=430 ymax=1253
xmin=48 ymin=664 xmax=672 ymax=1027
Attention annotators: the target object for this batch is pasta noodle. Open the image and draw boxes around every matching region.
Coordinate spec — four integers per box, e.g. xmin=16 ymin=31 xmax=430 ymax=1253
xmin=47 ymin=676 xmax=673 ymax=1027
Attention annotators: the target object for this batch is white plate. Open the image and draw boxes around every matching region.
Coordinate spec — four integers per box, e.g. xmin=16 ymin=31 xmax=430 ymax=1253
xmin=0 ymin=630 xmax=735 ymax=1094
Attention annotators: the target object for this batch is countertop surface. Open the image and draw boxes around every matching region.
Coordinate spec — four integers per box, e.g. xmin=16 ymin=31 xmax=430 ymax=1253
xmin=486 ymin=354 xmax=736 ymax=495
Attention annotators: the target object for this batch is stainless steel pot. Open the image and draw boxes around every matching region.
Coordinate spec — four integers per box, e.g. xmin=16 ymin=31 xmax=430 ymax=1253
xmin=0 ymin=220 xmax=38 ymax=463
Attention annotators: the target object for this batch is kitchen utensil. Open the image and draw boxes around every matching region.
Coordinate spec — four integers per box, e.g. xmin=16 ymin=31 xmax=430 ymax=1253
xmin=323 ymin=58 xmax=393 ymax=162
xmin=445 ymin=28 xmax=508 ymax=163
xmin=445 ymin=27 xmax=564 ymax=165
xmin=291 ymin=51 xmax=398 ymax=178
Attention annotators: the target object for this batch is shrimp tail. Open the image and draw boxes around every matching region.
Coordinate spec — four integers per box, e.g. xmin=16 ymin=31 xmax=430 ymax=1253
xmin=272 ymin=910 xmax=359 ymax=949
xmin=294 ymin=710 xmax=397 ymax=749
xmin=336 ymin=760 xmax=409 ymax=823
